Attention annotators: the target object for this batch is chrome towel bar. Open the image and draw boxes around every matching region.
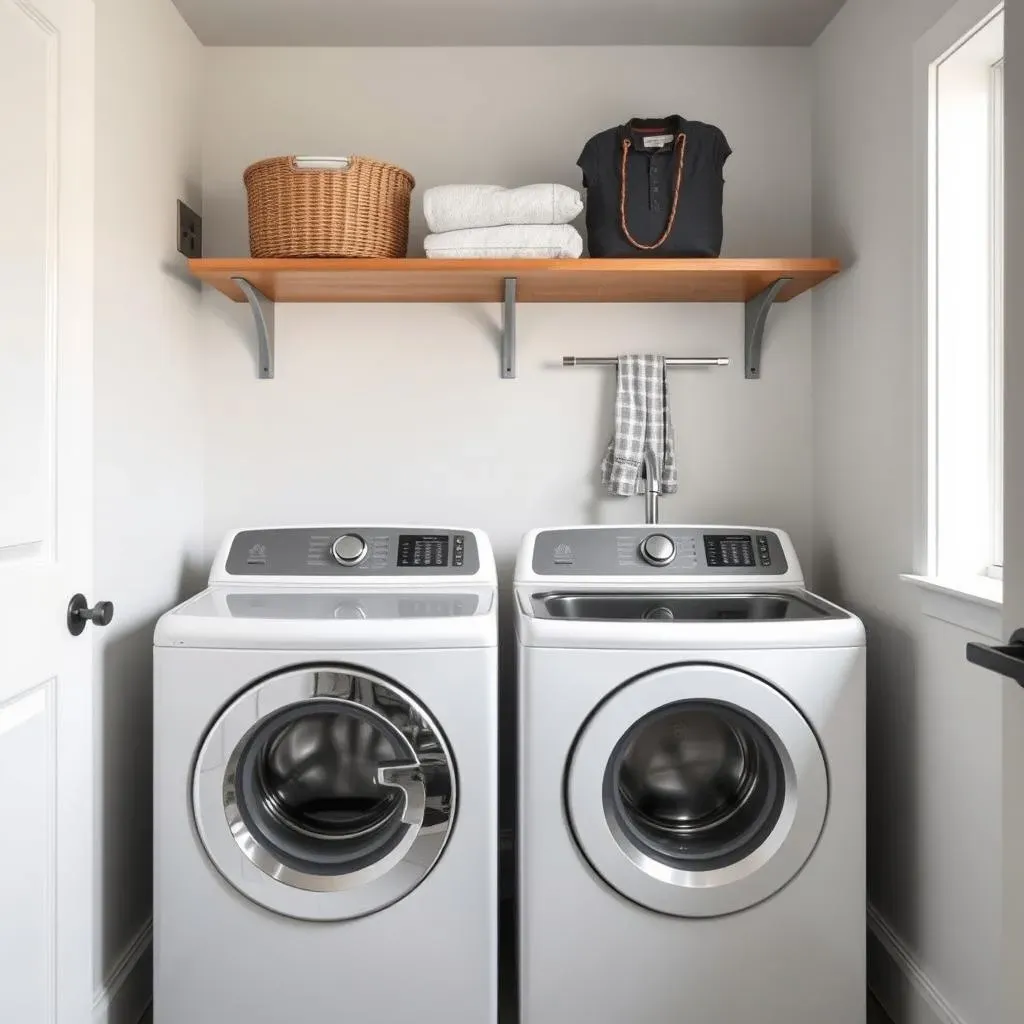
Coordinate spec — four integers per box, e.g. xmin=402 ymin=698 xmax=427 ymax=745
xmin=562 ymin=356 xmax=730 ymax=367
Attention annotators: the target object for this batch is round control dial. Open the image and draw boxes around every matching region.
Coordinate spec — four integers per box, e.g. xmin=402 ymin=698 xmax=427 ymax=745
xmin=331 ymin=533 xmax=368 ymax=567
xmin=640 ymin=533 xmax=676 ymax=567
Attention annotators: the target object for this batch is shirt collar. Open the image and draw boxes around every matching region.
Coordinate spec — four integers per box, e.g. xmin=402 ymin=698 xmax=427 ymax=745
xmin=622 ymin=115 xmax=687 ymax=154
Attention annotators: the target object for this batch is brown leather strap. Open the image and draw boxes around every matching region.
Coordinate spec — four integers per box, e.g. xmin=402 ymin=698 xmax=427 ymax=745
xmin=618 ymin=133 xmax=687 ymax=251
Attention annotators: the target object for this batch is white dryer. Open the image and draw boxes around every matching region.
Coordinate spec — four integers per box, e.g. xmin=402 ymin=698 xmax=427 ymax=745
xmin=154 ymin=526 xmax=498 ymax=1024
xmin=514 ymin=525 xmax=865 ymax=1024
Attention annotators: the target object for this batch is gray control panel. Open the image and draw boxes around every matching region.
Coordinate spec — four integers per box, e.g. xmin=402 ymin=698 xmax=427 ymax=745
xmin=531 ymin=528 xmax=788 ymax=576
xmin=225 ymin=528 xmax=481 ymax=576
xmin=224 ymin=593 xmax=481 ymax=619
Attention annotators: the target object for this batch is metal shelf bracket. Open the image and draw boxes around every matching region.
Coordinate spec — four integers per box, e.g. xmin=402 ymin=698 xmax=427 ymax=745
xmin=502 ymin=278 xmax=517 ymax=379
xmin=232 ymin=276 xmax=275 ymax=380
xmin=219 ymin=272 xmax=798 ymax=383
xmin=744 ymin=277 xmax=792 ymax=380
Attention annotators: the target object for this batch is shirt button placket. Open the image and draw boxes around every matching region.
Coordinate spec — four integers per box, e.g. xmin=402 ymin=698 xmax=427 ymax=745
xmin=650 ymin=158 xmax=662 ymax=212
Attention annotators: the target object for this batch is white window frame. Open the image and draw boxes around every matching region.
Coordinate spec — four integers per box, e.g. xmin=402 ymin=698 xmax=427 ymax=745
xmin=989 ymin=57 xmax=1004 ymax=576
xmin=904 ymin=0 xmax=1004 ymax=630
xmin=925 ymin=5 xmax=1003 ymax=580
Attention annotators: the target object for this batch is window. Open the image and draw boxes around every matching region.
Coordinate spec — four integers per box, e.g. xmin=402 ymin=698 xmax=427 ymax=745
xmin=927 ymin=5 xmax=1004 ymax=582
xmin=990 ymin=57 xmax=1004 ymax=573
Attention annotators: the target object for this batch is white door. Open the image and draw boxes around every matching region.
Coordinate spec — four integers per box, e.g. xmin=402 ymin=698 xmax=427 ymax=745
xmin=1000 ymin=14 xmax=1024 ymax=1022
xmin=961 ymin=12 xmax=1024 ymax=1021
xmin=0 ymin=0 xmax=96 ymax=1022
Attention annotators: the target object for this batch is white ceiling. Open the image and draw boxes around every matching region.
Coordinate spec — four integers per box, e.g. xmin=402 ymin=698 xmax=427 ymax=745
xmin=169 ymin=0 xmax=848 ymax=48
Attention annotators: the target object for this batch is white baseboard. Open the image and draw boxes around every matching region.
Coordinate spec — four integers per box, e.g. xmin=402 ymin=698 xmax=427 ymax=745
xmin=92 ymin=918 xmax=152 ymax=1024
xmin=867 ymin=904 xmax=965 ymax=1024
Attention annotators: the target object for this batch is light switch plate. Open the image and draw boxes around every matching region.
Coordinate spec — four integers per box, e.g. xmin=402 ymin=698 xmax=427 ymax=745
xmin=177 ymin=200 xmax=202 ymax=258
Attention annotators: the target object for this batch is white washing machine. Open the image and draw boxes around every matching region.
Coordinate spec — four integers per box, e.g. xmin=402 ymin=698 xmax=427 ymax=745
xmin=514 ymin=525 xmax=865 ymax=1024
xmin=154 ymin=526 xmax=498 ymax=1024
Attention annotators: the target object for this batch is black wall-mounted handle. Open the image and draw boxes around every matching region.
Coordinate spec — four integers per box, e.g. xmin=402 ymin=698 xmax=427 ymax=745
xmin=966 ymin=629 xmax=1024 ymax=687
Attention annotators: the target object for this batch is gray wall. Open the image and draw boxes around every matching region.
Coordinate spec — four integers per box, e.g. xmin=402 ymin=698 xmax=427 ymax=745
xmin=812 ymin=0 xmax=1006 ymax=1020
xmin=198 ymin=46 xmax=817 ymax=573
xmin=93 ymin=0 xmax=204 ymax=1013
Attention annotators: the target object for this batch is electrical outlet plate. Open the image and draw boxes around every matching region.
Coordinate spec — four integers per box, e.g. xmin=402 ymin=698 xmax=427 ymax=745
xmin=177 ymin=200 xmax=202 ymax=258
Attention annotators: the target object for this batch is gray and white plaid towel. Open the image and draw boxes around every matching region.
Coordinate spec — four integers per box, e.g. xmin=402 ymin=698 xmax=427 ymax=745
xmin=600 ymin=354 xmax=678 ymax=497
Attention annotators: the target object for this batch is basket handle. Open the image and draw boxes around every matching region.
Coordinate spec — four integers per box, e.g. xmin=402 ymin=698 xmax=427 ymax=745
xmin=291 ymin=156 xmax=352 ymax=172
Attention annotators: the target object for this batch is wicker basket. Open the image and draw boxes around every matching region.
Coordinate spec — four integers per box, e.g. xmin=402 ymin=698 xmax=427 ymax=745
xmin=243 ymin=155 xmax=415 ymax=258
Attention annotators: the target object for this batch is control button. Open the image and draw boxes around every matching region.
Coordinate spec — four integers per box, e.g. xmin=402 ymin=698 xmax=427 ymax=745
xmin=331 ymin=533 xmax=368 ymax=567
xmin=640 ymin=533 xmax=676 ymax=567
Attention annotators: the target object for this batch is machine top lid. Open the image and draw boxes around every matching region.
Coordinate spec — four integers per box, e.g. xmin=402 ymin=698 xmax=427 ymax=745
xmin=514 ymin=525 xmax=804 ymax=590
xmin=528 ymin=590 xmax=843 ymax=623
xmin=208 ymin=526 xmax=497 ymax=588
xmin=154 ymin=585 xmax=497 ymax=650
xmin=515 ymin=586 xmax=864 ymax=651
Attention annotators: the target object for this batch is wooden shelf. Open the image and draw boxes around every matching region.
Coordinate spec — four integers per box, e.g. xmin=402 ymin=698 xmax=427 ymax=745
xmin=189 ymin=257 xmax=839 ymax=305
xmin=187 ymin=256 xmax=840 ymax=381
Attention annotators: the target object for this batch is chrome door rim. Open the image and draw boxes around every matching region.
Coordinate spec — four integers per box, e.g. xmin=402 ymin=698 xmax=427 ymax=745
xmin=566 ymin=664 xmax=827 ymax=918
xmin=193 ymin=665 xmax=456 ymax=921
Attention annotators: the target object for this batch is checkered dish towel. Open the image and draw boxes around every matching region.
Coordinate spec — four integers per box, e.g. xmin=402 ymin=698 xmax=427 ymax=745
xmin=600 ymin=355 xmax=678 ymax=497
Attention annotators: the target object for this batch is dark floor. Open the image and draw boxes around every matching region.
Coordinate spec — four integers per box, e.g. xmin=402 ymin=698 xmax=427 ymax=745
xmin=869 ymin=995 xmax=893 ymax=1023
xmin=139 ymin=995 xmax=892 ymax=1023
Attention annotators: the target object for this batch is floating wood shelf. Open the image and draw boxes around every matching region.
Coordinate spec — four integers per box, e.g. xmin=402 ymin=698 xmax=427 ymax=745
xmin=190 ymin=257 xmax=838 ymax=304
xmin=188 ymin=257 xmax=840 ymax=380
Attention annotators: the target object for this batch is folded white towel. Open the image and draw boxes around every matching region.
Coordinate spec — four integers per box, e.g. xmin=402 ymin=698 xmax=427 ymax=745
xmin=423 ymin=184 xmax=583 ymax=234
xmin=424 ymin=224 xmax=584 ymax=259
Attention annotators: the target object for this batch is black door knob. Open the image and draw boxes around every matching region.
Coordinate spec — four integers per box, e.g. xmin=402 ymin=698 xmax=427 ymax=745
xmin=67 ymin=594 xmax=115 ymax=636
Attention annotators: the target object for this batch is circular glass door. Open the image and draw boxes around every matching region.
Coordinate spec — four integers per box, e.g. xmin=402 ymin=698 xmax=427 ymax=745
xmin=193 ymin=666 xmax=455 ymax=921
xmin=566 ymin=665 xmax=827 ymax=917
xmin=611 ymin=701 xmax=785 ymax=871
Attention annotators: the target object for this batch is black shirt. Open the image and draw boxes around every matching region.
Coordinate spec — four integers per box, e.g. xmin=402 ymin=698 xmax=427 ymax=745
xmin=577 ymin=115 xmax=731 ymax=258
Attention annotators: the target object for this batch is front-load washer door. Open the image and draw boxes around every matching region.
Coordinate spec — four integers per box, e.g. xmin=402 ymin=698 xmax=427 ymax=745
xmin=193 ymin=665 xmax=455 ymax=921
xmin=566 ymin=664 xmax=827 ymax=917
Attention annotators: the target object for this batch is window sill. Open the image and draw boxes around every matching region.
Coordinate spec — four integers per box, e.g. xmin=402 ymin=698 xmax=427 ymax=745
xmin=900 ymin=574 xmax=1003 ymax=640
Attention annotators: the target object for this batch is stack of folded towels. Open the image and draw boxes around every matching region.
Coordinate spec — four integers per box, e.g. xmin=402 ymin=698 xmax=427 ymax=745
xmin=423 ymin=184 xmax=584 ymax=258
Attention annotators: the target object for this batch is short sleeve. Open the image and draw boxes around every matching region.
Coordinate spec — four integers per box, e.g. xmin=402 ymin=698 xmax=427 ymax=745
xmin=577 ymin=134 xmax=600 ymax=189
xmin=715 ymin=127 xmax=733 ymax=169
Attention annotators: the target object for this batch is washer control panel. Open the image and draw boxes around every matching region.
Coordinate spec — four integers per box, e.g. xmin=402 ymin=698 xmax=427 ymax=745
xmin=224 ymin=592 xmax=481 ymax=619
xmin=531 ymin=528 xmax=788 ymax=576
xmin=225 ymin=528 xmax=480 ymax=576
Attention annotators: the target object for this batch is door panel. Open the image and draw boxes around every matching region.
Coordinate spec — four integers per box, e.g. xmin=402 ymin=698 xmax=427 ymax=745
xmin=0 ymin=0 xmax=53 ymax=554
xmin=0 ymin=0 xmax=94 ymax=1021
xmin=0 ymin=685 xmax=55 ymax=1024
